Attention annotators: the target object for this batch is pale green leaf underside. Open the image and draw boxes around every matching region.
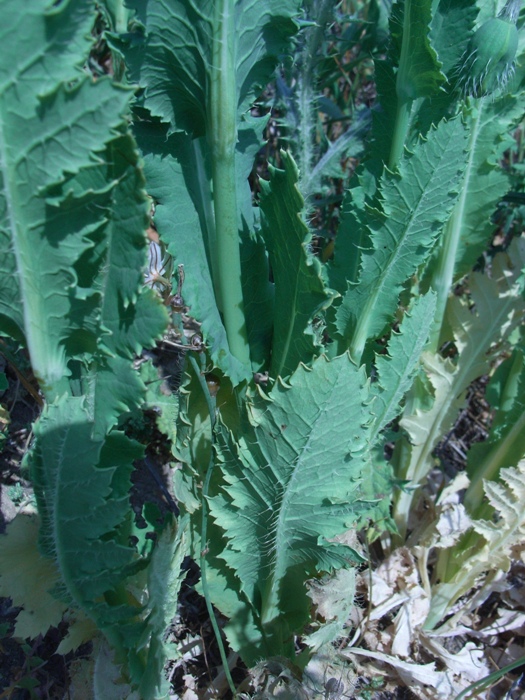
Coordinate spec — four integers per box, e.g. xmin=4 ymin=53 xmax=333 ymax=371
xmin=123 ymin=0 xmax=301 ymax=135
xmin=259 ymin=151 xmax=336 ymax=378
xmin=371 ymin=291 xmax=436 ymax=435
xmin=398 ymin=238 xmax=525 ymax=488
xmin=0 ymin=0 xmax=140 ymax=394
xmin=334 ymin=116 xmax=468 ymax=358
xmin=391 ymin=0 xmax=445 ymax=99
xmin=450 ymin=92 xmax=525 ymax=281
xmin=211 ymin=353 xmax=383 ymax=627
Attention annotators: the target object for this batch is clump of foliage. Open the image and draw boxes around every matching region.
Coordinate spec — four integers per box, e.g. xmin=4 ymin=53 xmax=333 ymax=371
xmin=1 ymin=0 xmax=525 ymax=697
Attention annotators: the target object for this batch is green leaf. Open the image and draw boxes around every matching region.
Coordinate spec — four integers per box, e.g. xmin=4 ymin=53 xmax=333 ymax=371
xmin=99 ymin=0 xmax=132 ymax=33
xmin=140 ymin=360 xmax=180 ymax=445
xmin=371 ymin=292 xmax=436 ymax=435
xmin=446 ymin=92 xmax=525 ymax=281
xmin=135 ymin=113 xmax=274 ymax=381
xmin=430 ymin=0 xmax=477 ymax=78
xmin=29 ymin=397 xmax=142 ymax=605
xmin=259 ymin=151 xmax=336 ymax=378
xmin=302 ymin=109 xmax=370 ymax=198
xmin=238 ymin=115 xmax=275 ymax=371
xmin=327 ymin=184 xmax=369 ymax=296
xmin=135 ymin=120 xmax=251 ymax=384
xmin=392 ymin=237 xmax=525 ymax=536
xmin=59 ymin=133 xmax=168 ymax=438
xmin=0 ymin=0 xmax=135 ymax=396
xmin=210 ymin=354 xmax=385 ymax=657
xmin=333 ymin=116 xmax=468 ymax=361
xmin=407 ymin=0 xmax=477 ymax=139
xmin=122 ymin=0 xmax=301 ymax=135
xmin=390 ymin=0 xmax=446 ymax=101
xmin=117 ymin=0 xmax=302 ymax=381
xmin=137 ymin=515 xmax=190 ymax=699
xmin=27 ymin=396 xmax=181 ymax=694
xmin=381 ymin=0 xmax=447 ymax=168
xmin=464 ymin=349 xmax=525 ymax=515
xmin=173 ymin=365 xmax=213 ymax=487
xmin=0 ymin=0 xmax=94 ymax=103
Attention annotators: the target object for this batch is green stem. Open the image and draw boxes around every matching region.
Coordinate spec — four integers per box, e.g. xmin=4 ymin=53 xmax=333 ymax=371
xmin=388 ymin=97 xmax=412 ymax=170
xmin=209 ymin=1 xmax=250 ymax=370
xmin=388 ymin=0 xmax=416 ymax=170
xmin=390 ymin=438 xmax=414 ymax=544
xmin=428 ymin=101 xmax=483 ymax=351
xmin=189 ymin=353 xmax=237 ymax=698
xmin=110 ymin=0 xmax=130 ymax=82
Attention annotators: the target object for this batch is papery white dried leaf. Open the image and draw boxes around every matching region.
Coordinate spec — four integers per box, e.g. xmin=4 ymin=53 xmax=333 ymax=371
xmin=303 ymin=651 xmax=359 ymax=700
xmin=426 ymin=461 xmax=525 ymax=631
xmin=391 ymin=588 xmax=430 ymax=658
xmin=306 ymin=568 xmax=356 ymax=650
xmin=370 ymin=591 xmax=411 ymax=623
xmin=370 ymin=571 xmax=398 ymax=608
xmin=144 ymin=241 xmax=172 ymax=293
xmin=369 ymin=548 xmax=420 ymax=615
xmin=434 ymin=503 xmax=472 ymax=548
xmin=471 ymin=609 xmax=525 ymax=637
xmin=421 ymin=636 xmax=488 ymax=683
xmin=437 ymin=473 xmax=470 ymax=506
xmin=341 ymin=648 xmax=455 ymax=699
xmin=375 ymin=548 xmax=419 ymax=589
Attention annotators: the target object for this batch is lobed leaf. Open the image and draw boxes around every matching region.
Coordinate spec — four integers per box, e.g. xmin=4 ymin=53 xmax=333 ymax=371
xmin=393 ymin=237 xmax=525 ymax=534
xmin=371 ymin=291 xmax=437 ymax=436
xmin=122 ymin=0 xmax=301 ymax=135
xmin=447 ymin=91 xmax=525 ymax=281
xmin=259 ymin=151 xmax=336 ymax=378
xmin=0 ymin=78 xmax=132 ymax=393
xmin=390 ymin=0 xmax=445 ymax=101
xmin=210 ymin=353 xmax=386 ymax=655
xmin=426 ymin=459 xmax=525 ymax=630
xmin=429 ymin=0 xmax=477 ymax=79
xmin=117 ymin=0 xmax=302 ymax=381
xmin=30 ymin=397 xmax=142 ymax=608
xmin=333 ymin=116 xmax=468 ymax=361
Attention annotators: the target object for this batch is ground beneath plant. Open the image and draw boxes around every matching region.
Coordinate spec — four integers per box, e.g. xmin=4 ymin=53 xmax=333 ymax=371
xmin=1 ymin=345 xmax=525 ymax=700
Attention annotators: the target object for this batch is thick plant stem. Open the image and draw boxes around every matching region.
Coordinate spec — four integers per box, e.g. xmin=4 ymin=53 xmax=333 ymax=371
xmin=428 ymin=102 xmax=482 ymax=351
xmin=388 ymin=0 xmax=416 ymax=170
xmin=210 ymin=0 xmax=250 ymax=369
xmin=348 ymin=292 xmax=376 ymax=363
xmin=388 ymin=97 xmax=412 ymax=170
xmin=390 ymin=438 xmax=414 ymax=544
